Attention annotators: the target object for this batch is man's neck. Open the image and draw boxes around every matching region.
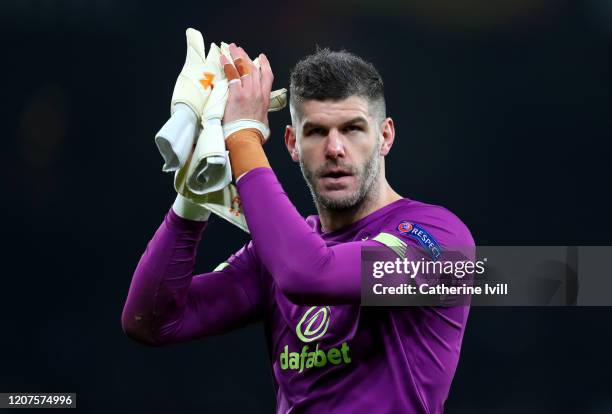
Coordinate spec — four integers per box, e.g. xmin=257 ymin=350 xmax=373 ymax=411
xmin=318 ymin=181 xmax=402 ymax=233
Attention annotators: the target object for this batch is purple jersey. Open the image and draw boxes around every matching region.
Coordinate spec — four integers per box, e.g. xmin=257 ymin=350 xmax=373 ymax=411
xmin=122 ymin=168 xmax=474 ymax=413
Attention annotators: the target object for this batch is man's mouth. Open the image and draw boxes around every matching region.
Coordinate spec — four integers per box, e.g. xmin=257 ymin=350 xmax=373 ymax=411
xmin=319 ymin=169 xmax=354 ymax=188
xmin=321 ymin=169 xmax=352 ymax=178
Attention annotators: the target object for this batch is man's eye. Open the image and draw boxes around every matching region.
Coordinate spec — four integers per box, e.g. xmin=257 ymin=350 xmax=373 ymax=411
xmin=307 ymin=128 xmax=325 ymax=136
xmin=344 ymin=125 xmax=363 ymax=133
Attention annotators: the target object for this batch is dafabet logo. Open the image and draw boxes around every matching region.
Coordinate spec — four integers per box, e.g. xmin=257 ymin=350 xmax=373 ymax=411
xmin=296 ymin=306 xmax=331 ymax=343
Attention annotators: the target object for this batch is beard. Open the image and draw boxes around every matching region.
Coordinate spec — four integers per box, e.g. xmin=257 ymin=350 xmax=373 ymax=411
xmin=299 ymin=140 xmax=381 ymax=212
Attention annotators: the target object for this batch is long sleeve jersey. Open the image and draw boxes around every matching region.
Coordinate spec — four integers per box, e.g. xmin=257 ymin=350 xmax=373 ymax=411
xmin=122 ymin=167 xmax=475 ymax=414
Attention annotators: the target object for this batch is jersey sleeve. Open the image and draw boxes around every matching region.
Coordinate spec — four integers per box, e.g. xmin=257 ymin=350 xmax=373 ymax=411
xmin=121 ymin=208 xmax=266 ymax=346
xmin=235 ymin=168 xmax=474 ymax=305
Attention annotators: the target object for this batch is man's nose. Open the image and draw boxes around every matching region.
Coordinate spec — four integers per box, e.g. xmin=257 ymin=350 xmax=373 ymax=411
xmin=324 ymin=129 xmax=345 ymax=159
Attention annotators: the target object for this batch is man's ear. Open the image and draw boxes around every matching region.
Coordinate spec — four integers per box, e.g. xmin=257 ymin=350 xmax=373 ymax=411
xmin=284 ymin=125 xmax=299 ymax=162
xmin=379 ymin=117 xmax=395 ymax=156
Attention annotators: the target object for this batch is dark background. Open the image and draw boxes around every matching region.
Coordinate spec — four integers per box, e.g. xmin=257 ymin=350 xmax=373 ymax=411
xmin=1 ymin=0 xmax=611 ymax=412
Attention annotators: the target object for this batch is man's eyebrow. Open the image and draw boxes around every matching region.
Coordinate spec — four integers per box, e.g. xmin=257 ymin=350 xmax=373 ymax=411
xmin=302 ymin=121 xmax=324 ymax=131
xmin=302 ymin=117 xmax=368 ymax=131
xmin=339 ymin=117 xmax=368 ymax=127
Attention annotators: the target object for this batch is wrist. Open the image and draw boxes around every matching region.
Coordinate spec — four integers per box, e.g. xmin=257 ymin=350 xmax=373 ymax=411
xmin=226 ymin=129 xmax=270 ymax=179
xmin=223 ymin=119 xmax=270 ymax=141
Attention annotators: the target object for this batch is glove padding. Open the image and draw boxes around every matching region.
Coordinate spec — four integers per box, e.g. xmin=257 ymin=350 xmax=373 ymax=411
xmin=155 ymin=28 xmax=212 ymax=171
xmin=179 ymin=42 xmax=230 ymax=195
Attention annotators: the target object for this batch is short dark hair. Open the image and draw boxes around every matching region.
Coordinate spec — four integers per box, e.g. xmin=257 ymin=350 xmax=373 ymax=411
xmin=289 ymin=48 xmax=386 ymax=122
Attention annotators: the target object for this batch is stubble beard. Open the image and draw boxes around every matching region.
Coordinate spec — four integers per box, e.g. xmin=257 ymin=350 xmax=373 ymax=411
xmin=299 ymin=141 xmax=382 ymax=213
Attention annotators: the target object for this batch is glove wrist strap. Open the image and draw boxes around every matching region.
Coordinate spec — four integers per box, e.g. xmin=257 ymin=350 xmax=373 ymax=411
xmin=172 ymin=194 xmax=211 ymax=221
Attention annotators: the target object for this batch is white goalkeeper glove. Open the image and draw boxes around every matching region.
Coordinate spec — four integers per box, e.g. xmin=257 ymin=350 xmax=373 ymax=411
xmin=155 ymin=28 xmax=214 ymax=172
xmin=159 ymin=29 xmax=287 ymax=232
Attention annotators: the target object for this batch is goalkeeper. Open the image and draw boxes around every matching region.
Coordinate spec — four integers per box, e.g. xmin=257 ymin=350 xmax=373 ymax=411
xmin=122 ymin=40 xmax=475 ymax=413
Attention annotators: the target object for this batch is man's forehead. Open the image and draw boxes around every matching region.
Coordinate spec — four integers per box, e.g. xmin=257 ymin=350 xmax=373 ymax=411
xmin=295 ymin=96 xmax=373 ymax=126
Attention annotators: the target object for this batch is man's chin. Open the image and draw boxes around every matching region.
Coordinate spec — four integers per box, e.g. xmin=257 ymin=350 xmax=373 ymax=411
xmin=315 ymin=190 xmax=362 ymax=211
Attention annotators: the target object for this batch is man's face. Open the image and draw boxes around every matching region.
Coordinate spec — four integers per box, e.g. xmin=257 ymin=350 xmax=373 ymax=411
xmin=286 ymin=96 xmax=383 ymax=211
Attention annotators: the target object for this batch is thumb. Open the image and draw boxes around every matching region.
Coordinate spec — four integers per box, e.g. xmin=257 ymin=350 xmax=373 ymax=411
xmin=185 ymin=28 xmax=206 ymax=62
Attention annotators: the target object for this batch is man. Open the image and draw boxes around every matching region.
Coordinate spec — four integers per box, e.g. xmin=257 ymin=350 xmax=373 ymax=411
xmin=122 ymin=44 xmax=474 ymax=413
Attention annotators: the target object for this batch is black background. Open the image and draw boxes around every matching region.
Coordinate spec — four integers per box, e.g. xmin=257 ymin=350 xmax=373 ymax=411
xmin=1 ymin=0 xmax=611 ymax=412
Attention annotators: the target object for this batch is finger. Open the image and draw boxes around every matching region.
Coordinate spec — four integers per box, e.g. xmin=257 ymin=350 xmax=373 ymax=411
xmin=259 ymin=53 xmax=274 ymax=97
xmin=236 ymin=45 xmax=256 ymax=69
xmin=229 ymin=44 xmax=254 ymax=89
xmin=238 ymin=47 xmax=261 ymax=94
xmin=230 ymin=44 xmax=252 ymax=75
xmin=221 ymin=54 xmax=241 ymax=88
xmin=234 ymin=58 xmax=251 ymax=77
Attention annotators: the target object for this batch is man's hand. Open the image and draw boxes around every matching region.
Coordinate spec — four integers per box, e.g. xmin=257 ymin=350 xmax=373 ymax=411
xmin=221 ymin=44 xmax=275 ymax=127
